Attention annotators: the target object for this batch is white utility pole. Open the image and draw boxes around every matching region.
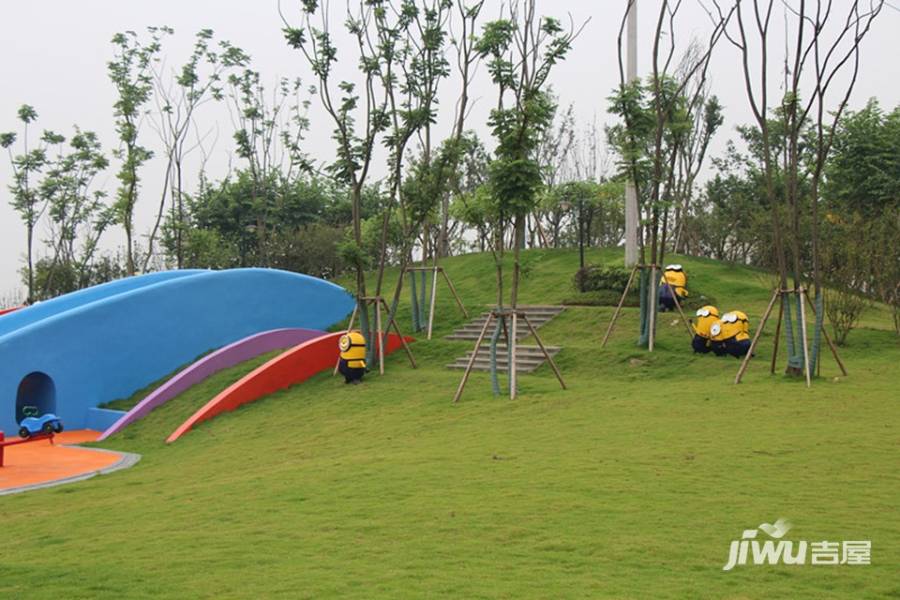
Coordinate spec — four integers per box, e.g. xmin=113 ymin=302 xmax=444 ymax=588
xmin=624 ymin=0 xmax=639 ymax=267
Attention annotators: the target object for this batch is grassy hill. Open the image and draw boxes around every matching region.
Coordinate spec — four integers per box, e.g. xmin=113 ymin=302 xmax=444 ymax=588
xmin=3 ymin=249 xmax=898 ymax=599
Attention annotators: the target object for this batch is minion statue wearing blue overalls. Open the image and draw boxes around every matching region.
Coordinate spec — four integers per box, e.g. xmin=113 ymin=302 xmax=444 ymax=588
xmin=338 ymin=331 xmax=367 ymax=384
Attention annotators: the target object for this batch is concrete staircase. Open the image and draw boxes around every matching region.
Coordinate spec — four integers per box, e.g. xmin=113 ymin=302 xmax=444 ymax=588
xmin=445 ymin=305 xmax=565 ymax=373
xmin=446 ymin=343 xmax=562 ymax=373
xmin=444 ymin=305 xmax=564 ymax=342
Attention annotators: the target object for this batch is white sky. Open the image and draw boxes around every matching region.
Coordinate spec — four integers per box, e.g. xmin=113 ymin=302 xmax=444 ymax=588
xmin=1 ymin=0 xmax=898 ymax=299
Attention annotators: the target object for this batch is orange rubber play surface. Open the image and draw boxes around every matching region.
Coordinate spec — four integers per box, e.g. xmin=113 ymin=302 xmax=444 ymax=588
xmin=0 ymin=430 xmax=122 ymax=491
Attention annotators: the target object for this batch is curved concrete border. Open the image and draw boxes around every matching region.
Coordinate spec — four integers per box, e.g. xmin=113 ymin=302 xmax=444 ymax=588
xmin=167 ymin=332 xmax=411 ymax=443
xmin=0 ymin=446 xmax=141 ymax=496
xmin=98 ymin=328 xmax=325 ymax=440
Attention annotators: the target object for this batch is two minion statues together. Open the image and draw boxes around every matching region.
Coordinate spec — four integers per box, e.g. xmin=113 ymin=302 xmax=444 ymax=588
xmin=658 ymin=265 xmax=752 ymax=359
xmin=338 ymin=331 xmax=367 ymax=384
xmin=692 ymin=306 xmax=752 ymax=358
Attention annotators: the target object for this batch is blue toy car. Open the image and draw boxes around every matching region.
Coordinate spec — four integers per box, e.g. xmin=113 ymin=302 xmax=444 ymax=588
xmin=18 ymin=406 xmax=63 ymax=438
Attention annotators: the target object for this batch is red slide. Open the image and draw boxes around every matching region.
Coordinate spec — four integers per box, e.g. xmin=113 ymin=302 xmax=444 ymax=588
xmin=166 ymin=332 xmax=412 ymax=443
xmin=0 ymin=306 xmax=23 ymax=317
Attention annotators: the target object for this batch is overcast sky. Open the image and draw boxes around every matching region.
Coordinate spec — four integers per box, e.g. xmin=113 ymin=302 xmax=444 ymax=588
xmin=1 ymin=0 xmax=898 ymax=299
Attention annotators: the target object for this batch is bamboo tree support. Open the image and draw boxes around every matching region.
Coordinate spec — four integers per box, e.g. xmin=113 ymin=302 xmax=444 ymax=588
xmin=769 ymin=294 xmax=785 ymax=374
xmin=666 ymin=281 xmax=696 ymax=339
xmin=452 ymin=312 xmax=494 ymax=403
xmin=521 ymin=313 xmax=567 ymax=390
xmin=440 ymin=269 xmax=468 ymax=319
xmin=333 ymin=295 xmax=417 ymax=377
xmin=797 ymin=287 xmax=813 ymax=388
xmin=453 ymin=309 xmax=566 ymax=403
xmin=333 ymin=303 xmax=360 ymax=377
xmin=380 ymin=296 xmax=417 ymax=369
xmin=734 ymin=287 xmax=846 ymax=385
xmin=804 ymin=291 xmax=848 ymax=376
xmin=510 ymin=311 xmax=518 ymax=400
xmin=427 ymin=265 xmax=439 ymax=339
xmin=532 ymin=211 xmax=550 ymax=248
xmin=376 ymin=298 xmax=384 ymax=375
xmin=601 ymin=265 xmax=639 ymax=347
xmin=648 ymin=265 xmax=658 ymax=352
xmin=601 ymin=264 xmax=694 ymax=349
xmin=734 ymin=288 xmax=781 ymax=384
xmin=403 ymin=266 xmax=469 ymax=340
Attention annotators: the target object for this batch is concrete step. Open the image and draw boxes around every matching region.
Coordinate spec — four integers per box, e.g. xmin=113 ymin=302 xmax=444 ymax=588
xmin=446 ymin=311 xmax=561 ymax=341
xmin=446 ymin=344 xmax=562 ymax=373
xmin=445 ymin=306 xmax=565 ymax=368
xmin=454 ymin=319 xmax=555 ymax=329
xmin=484 ymin=306 xmax=564 ymax=316
xmin=446 ymin=363 xmax=539 ymax=373
xmin=446 ymin=333 xmax=546 ymax=342
xmin=463 ymin=313 xmax=557 ymax=322
xmin=446 ymin=332 xmax=551 ymax=341
xmin=446 ymin=357 xmax=554 ymax=373
xmin=497 ymin=304 xmax=565 ymax=312
xmin=449 ymin=322 xmax=554 ymax=335
xmin=461 ymin=345 xmax=561 ymax=357
xmin=447 ymin=354 xmax=544 ymax=366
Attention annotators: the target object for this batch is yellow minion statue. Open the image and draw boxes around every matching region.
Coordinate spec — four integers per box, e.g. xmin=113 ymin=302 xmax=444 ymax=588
xmin=659 ymin=264 xmax=688 ymax=311
xmin=710 ymin=311 xmax=752 ymax=358
xmin=338 ymin=330 xmax=367 ymax=384
xmin=692 ymin=305 xmax=720 ymax=353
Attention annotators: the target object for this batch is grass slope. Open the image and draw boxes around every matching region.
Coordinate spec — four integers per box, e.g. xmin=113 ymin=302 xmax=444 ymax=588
xmin=2 ymin=249 xmax=898 ymax=599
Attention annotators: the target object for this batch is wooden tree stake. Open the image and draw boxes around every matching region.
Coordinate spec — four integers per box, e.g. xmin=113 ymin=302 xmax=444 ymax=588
xmin=384 ymin=301 xmax=417 ymax=369
xmin=440 ymin=268 xmax=469 ymax=318
xmin=601 ymin=264 xmax=639 ymax=347
xmin=453 ymin=312 xmax=495 ymax=403
xmin=798 ymin=287 xmax=812 ymax=388
xmin=510 ymin=311 xmax=518 ymax=400
xmin=667 ymin=282 xmax=695 ymax=339
xmin=404 ymin=266 xmax=468 ymax=340
xmin=522 ymin=313 xmax=567 ymax=390
xmin=803 ymin=291 xmax=848 ymax=376
xmin=426 ymin=265 xmax=439 ymax=339
xmin=334 ymin=296 xmax=416 ymax=377
xmin=769 ymin=293 xmax=785 ymax=374
xmin=734 ymin=288 xmax=780 ymax=385
xmin=333 ymin=303 xmax=359 ymax=376
xmin=648 ymin=265 xmax=658 ymax=352
xmin=376 ymin=298 xmax=385 ymax=375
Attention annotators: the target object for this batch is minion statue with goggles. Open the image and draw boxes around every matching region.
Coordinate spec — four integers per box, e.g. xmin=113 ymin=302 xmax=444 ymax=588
xmin=692 ymin=305 xmax=720 ymax=353
xmin=338 ymin=330 xmax=367 ymax=384
xmin=658 ymin=264 xmax=688 ymax=311
xmin=710 ymin=311 xmax=752 ymax=358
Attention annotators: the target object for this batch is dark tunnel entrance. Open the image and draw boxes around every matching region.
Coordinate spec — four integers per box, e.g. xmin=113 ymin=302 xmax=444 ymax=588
xmin=15 ymin=372 xmax=57 ymax=424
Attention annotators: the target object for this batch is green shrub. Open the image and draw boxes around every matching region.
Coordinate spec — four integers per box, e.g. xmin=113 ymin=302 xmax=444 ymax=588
xmin=573 ymin=265 xmax=632 ymax=293
xmin=569 ymin=264 xmax=716 ymax=310
xmin=825 ymin=288 xmax=868 ymax=346
xmin=563 ymin=290 xmax=640 ymax=307
xmin=680 ymin=293 xmax=718 ymax=312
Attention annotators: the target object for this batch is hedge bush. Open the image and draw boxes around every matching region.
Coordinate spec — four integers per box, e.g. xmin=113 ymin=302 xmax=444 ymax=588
xmin=569 ymin=264 xmax=716 ymax=309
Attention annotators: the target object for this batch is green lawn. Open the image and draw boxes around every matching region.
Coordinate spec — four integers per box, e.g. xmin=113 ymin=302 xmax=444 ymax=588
xmin=2 ymin=249 xmax=898 ymax=599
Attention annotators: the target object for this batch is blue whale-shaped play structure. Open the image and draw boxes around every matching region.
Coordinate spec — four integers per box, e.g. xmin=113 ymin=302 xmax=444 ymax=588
xmin=0 ymin=269 xmax=353 ymax=435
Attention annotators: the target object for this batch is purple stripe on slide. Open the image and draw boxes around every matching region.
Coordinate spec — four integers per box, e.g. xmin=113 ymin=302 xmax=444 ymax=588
xmin=98 ymin=328 xmax=323 ymax=440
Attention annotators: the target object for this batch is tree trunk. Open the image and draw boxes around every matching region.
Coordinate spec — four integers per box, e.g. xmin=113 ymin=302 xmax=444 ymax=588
xmin=511 ymin=214 xmax=525 ymax=309
xmin=26 ymin=225 xmax=34 ymax=301
xmin=143 ymin=152 xmax=173 ymax=273
xmin=176 ymin=158 xmax=184 ymax=269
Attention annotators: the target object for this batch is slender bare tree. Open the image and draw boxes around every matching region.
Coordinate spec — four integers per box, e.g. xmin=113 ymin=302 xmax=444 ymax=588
xmin=716 ymin=0 xmax=883 ymax=377
xmin=145 ymin=31 xmax=248 ymax=271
